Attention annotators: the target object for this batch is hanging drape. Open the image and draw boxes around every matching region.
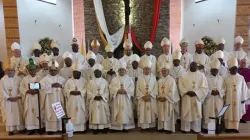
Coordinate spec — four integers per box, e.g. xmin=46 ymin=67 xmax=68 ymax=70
xmin=131 ymin=0 xmax=162 ymax=52
xmin=93 ymin=0 xmax=125 ymax=49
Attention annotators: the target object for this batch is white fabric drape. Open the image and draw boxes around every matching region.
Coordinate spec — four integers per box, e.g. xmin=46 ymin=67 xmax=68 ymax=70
xmin=93 ymin=0 xmax=125 ymax=49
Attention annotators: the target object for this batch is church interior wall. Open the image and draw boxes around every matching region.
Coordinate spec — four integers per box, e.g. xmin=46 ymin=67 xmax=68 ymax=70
xmin=16 ymin=0 xmax=73 ymax=57
xmin=0 ymin=0 xmax=7 ymax=61
xmin=182 ymin=0 xmax=237 ymax=54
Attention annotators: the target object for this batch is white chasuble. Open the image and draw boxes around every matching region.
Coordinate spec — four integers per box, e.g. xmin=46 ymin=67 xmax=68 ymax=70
xmin=120 ymin=55 xmax=134 ymax=70
xmin=231 ymin=48 xmax=248 ymax=63
xmin=136 ymin=74 xmax=158 ymax=129
xmin=87 ymin=78 xmax=110 ymax=129
xmin=52 ymin=55 xmax=64 ymax=70
xmin=224 ymin=74 xmax=249 ymax=130
xmin=102 ymin=57 xmax=120 ymax=83
xmin=109 ymin=75 xmax=135 ymax=130
xmin=37 ymin=69 xmax=49 ymax=79
xmin=83 ymin=67 xmax=95 ymax=82
xmin=139 ymin=55 xmax=157 ymax=76
xmin=0 ymin=76 xmax=24 ymax=131
xmin=203 ymin=75 xmax=224 ymax=129
xmin=193 ymin=53 xmax=210 ymax=74
xmin=40 ymin=75 xmax=66 ymax=132
xmin=10 ymin=56 xmax=28 ymax=77
xmin=157 ymin=54 xmax=172 ymax=77
xmin=64 ymin=78 xmax=87 ymax=131
xmin=96 ymin=53 xmax=104 ymax=64
xmin=70 ymin=52 xmax=87 ymax=70
xmin=20 ymin=75 xmax=44 ymax=130
xmin=179 ymin=71 xmax=208 ymax=132
xmin=157 ymin=75 xmax=180 ymax=132
xmin=180 ymin=53 xmax=193 ymax=71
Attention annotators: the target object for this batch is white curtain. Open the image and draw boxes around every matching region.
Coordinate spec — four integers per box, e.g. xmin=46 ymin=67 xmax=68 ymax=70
xmin=93 ymin=0 xmax=125 ymax=49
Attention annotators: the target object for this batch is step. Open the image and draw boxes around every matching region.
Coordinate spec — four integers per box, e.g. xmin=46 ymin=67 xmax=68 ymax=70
xmin=0 ymin=123 xmax=5 ymax=132
xmin=239 ymin=122 xmax=250 ymax=130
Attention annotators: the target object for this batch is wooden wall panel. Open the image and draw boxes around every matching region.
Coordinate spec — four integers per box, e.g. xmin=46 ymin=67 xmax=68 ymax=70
xmin=2 ymin=0 xmax=19 ymax=59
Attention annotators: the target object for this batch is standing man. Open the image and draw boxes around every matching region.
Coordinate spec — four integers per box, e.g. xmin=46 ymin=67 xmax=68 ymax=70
xmin=211 ymin=37 xmax=231 ymax=63
xmin=70 ymin=38 xmax=87 ymax=70
xmin=64 ymin=61 xmax=87 ymax=132
xmin=137 ymin=58 xmax=158 ymax=132
xmin=20 ymin=58 xmax=44 ymax=135
xmin=120 ymin=39 xmax=139 ymax=70
xmin=169 ymin=50 xmax=186 ymax=83
xmin=60 ymin=52 xmax=73 ymax=80
xmin=0 ymin=58 xmax=25 ymax=135
xmin=109 ymin=61 xmax=135 ymax=132
xmin=50 ymin=40 xmax=64 ymax=70
xmin=158 ymin=63 xmax=180 ymax=133
xmin=31 ymin=42 xmax=42 ymax=65
xmin=87 ymin=64 xmax=110 ymax=134
xmin=179 ymin=62 xmax=208 ymax=133
xmin=203 ymin=59 xmax=225 ymax=132
xmin=102 ymin=43 xmax=120 ymax=84
xmin=193 ymin=40 xmax=210 ymax=74
xmin=10 ymin=42 xmax=27 ymax=77
xmin=238 ymin=59 xmax=250 ymax=123
xmin=83 ymin=51 xmax=97 ymax=82
xmin=212 ymin=50 xmax=228 ymax=78
xmin=40 ymin=59 xmax=66 ymax=135
xmin=179 ymin=39 xmax=193 ymax=71
xmin=231 ymin=36 xmax=248 ymax=65
xmin=139 ymin=41 xmax=157 ymax=76
xmin=224 ymin=57 xmax=249 ymax=133
xmin=157 ymin=38 xmax=172 ymax=78
xmin=38 ymin=53 xmax=51 ymax=78
xmin=127 ymin=54 xmax=143 ymax=82
xmin=91 ymin=40 xmax=104 ymax=64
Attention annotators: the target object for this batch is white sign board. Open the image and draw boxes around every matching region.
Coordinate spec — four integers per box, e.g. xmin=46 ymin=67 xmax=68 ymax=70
xmin=52 ymin=102 xmax=65 ymax=119
xmin=208 ymin=119 xmax=216 ymax=134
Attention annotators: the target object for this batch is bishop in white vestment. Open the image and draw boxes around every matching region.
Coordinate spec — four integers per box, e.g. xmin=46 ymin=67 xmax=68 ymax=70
xmin=38 ymin=53 xmax=51 ymax=78
xmin=223 ymin=57 xmax=249 ymax=133
xmin=0 ymin=58 xmax=25 ymax=135
xmin=31 ymin=42 xmax=42 ymax=66
xmin=10 ymin=42 xmax=27 ymax=77
xmin=59 ymin=52 xmax=74 ymax=80
xmin=87 ymin=64 xmax=110 ymax=134
xmin=179 ymin=39 xmax=193 ymax=71
xmin=40 ymin=60 xmax=66 ymax=134
xmin=91 ymin=40 xmax=104 ymax=64
xmin=109 ymin=61 xmax=135 ymax=131
xmin=50 ymin=40 xmax=64 ymax=70
xmin=211 ymin=50 xmax=228 ymax=78
xmin=137 ymin=58 xmax=158 ymax=131
xmin=102 ymin=43 xmax=120 ymax=83
xmin=64 ymin=62 xmax=87 ymax=132
xmin=210 ymin=37 xmax=231 ymax=64
xmin=139 ymin=41 xmax=157 ymax=76
xmin=157 ymin=38 xmax=172 ymax=77
xmin=203 ymin=59 xmax=225 ymax=130
xmin=120 ymin=39 xmax=138 ymax=70
xmin=158 ymin=63 xmax=180 ymax=133
xmin=83 ymin=51 xmax=97 ymax=82
xmin=231 ymin=36 xmax=249 ymax=65
xmin=20 ymin=58 xmax=44 ymax=135
xmin=193 ymin=40 xmax=210 ymax=74
xmin=70 ymin=38 xmax=87 ymax=70
xmin=179 ymin=62 xmax=208 ymax=133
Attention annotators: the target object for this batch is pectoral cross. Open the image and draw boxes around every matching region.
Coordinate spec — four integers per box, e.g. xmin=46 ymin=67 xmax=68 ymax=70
xmin=8 ymin=88 xmax=12 ymax=96
xmin=161 ymin=85 xmax=165 ymax=96
xmin=75 ymin=86 xmax=78 ymax=91
xmin=97 ymin=88 xmax=101 ymax=95
xmin=145 ymin=84 xmax=149 ymax=95
xmin=120 ymin=84 xmax=124 ymax=89
xmin=233 ymin=84 xmax=237 ymax=92
xmin=192 ymin=81 xmax=195 ymax=88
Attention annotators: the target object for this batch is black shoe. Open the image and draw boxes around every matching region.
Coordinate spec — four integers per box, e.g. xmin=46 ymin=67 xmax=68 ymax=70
xmin=240 ymin=119 xmax=247 ymax=123
xmin=140 ymin=129 xmax=146 ymax=133
xmin=191 ymin=130 xmax=199 ymax=134
xmin=181 ymin=130 xmax=189 ymax=134
xmin=93 ymin=130 xmax=99 ymax=135
xmin=225 ymin=129 xmax=231 ymax=133
xmin=147 ymin=128 xmax=154 ymax=133
xmin=232 ymin=129 xmax=239 ymax=133
xmin=202 ymin=129 xmax=208 ymax=133
xmin=103 ymin=128 xmax=109 ymax=134
xmin=165 ymin=130 xmax=172 ymax=134
xmin=18 ymin=129 xmax=26 ymax=134
xmin=157 ymin=129 xmax=164 ymax=132
xmin=110 ymin=130 xmax=117 ymax=133
xmin=123 ymin=129 xmax=129 ymax=133
xmin=28 ymin=130 xmax=35 ymax=135
xmin=48 ymin=132 xmax=55 ymax=135
xmin=82 ymin=130 xmax=87 ymax=134
xmin=8 ymin=132 xmax=14 ymax=136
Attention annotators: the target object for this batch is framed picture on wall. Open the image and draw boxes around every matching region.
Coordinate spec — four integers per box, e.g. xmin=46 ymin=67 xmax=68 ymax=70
xmin=38 ymin=0 xmax=56 ymax=5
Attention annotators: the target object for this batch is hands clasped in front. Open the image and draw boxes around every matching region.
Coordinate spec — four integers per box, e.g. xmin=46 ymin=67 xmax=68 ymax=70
xmin=186 ymin=91 xmax=196 ymax=97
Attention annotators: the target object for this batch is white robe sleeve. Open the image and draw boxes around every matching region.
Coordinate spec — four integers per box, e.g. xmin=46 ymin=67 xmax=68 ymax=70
xmin=150 ymin=78 xmax=158 ymax=99
xmin=241 ymin=80 xmax=249 ymax=102
xmin=126 ymin=77 xmax=135 ymax=100
xmin=0 ymin=80 xmax=9 ymax=100
xmin=63 ymin=80 xmax=71 ymax=99
xmin=109 ymin=78 xmax=119 ymax=100
xmin=136 ymin=77 xmax=144 ymax=100
xmin=166 ymin=80 xmax=180 ymax=103
xmin=179 ymin=77 xmax=188 ymax=97
xmin=19 ymin=78 xmax=27 ymax=103
xmin=40 ymin=77 xmax=52 ymax=94
xmin=101 ymin=82 xmax=109 ymax=103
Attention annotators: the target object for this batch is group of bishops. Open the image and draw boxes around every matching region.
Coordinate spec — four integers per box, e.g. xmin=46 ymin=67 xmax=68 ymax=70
xmin=0 ymin=35 xmax=250 ymax=136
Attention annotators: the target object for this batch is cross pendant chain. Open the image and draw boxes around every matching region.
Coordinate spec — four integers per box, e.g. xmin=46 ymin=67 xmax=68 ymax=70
xmin=8 ymin=88 xmax=12 ymax=96
xmin=192 ymin=81 xmax=195 ymax=88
